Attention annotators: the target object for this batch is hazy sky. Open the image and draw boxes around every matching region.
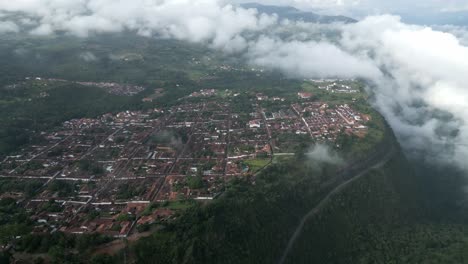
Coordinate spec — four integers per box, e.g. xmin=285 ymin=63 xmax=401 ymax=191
xmin=231 ymin=0 xmax=468 ymax=22
xmin=231 ymin=0 xmax=468 ymax=13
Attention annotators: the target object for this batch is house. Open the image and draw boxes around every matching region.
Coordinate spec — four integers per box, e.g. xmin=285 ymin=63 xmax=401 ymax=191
xmin=272 ymin=97 xmax=285 ymax=101
xmin=298 ymin=92 xmax=313 ymax=99
xmin=249 ymin=120 xmax=261 ymax=128
xmin=137 ymin=215 xmax=156 ymax=225
xmin=256 ymin=93 xmax=268 ymax=101
xmin=362 ymin=114 xmax=372 ymax=122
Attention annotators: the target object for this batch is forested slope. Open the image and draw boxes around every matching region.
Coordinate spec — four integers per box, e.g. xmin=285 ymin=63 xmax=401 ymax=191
xmin=127 ymin=125 xmax=468 ymax=264
xmin=286 ymin=154 xmax=468 ymax=264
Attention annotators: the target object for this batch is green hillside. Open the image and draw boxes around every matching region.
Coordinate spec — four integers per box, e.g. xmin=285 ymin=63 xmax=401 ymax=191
xmin=125 ymin=133 xmax=468 ymax=264
xmin=286 ymin=154 xmax=468 ymax=264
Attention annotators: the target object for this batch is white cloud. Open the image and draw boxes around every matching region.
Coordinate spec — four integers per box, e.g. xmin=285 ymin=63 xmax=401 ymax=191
xmin=29 ymin=23 xmax=53 ymax=35
xmin=435 ymin=25 xmax=468 ymax=45
xmin=247 ymin=36 xmax=380 ymax=79
xmin=307 ymin=144 xmax=344 ymax=165
xmin=339 ymin=15 xmax=468 ymax=168
xmin=79 ymin=51 xmax=98 ymax=62
xmin=0 ymin=21 xmax=19 ymax=33
xmin=0 ymin=0 xmax=277 ymax=51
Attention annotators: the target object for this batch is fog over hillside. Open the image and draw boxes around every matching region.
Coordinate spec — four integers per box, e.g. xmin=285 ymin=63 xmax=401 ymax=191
xmin=1 ymin=0 xmax=468 ymax=171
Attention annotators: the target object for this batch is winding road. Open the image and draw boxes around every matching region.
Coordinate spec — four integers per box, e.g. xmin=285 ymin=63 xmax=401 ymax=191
xmin=278 ymin=144 xmax=397 ymax=264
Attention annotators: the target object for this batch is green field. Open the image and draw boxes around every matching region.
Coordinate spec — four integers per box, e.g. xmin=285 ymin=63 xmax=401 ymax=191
xmin=163 ymin=200 xmax=195 ymax=211
xmin=244 ymin=158 xmax=271 ymax=173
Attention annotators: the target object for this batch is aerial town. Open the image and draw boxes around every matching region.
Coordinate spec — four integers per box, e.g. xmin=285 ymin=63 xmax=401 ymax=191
xmin=0 ymin=86 xmax=370 ymax=239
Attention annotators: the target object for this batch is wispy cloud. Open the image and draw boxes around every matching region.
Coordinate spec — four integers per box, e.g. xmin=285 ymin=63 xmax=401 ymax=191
xmin=0 ymin=20 xmax=18 ymax=33
xmin=307 ymin=144 xmax=344 ymax=165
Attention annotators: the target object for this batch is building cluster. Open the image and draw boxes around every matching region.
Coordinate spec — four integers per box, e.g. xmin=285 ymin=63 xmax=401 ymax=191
xmin=317 ymin=82 xmax=358 ymax=93
xmin=189 ymin=89 xmax=216 ymax=97
xmin=290 ymin=103 xmax=370 ymax=141
xmin=256 ymin=93 xmax=286 ymax=102
xmin=0 ymin=88 xmax=370 ymax=239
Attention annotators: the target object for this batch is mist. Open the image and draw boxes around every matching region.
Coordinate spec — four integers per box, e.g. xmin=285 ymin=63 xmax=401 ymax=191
xmin=0 ymin=21 xmax=18 ymax=33
xmin=79 ymin=51 xmax=98 ymax=62
xmin=307 ymin=144 xmax=344 ymax=165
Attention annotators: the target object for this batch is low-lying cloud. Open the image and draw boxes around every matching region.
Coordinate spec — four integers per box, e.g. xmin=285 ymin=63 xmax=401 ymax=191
xmin=340 ymin=16 xmax=468 ymax=169
xmin=307 ymin=144 xmax=344 ymax=165
xmin=0 ymin=0 xmax=277 ymax=52
xmin=248 ymin=37 xmax=380 ymax=79
xmin=2 ymin=1 xmax=468 ymax=171
xmin=0 ymin=21 xmax=18 ymax=33
xmin=79 ymin=51 xmax=98 ymax=62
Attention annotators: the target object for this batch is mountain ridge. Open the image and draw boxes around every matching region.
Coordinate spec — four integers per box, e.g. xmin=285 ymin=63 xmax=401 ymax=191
xmin=241 ymin=3 xmax=357 ymax=24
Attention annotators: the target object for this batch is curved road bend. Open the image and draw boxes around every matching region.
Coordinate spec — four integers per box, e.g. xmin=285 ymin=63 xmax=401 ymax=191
xmin=278 ymin=146 xmax=396 ymax=264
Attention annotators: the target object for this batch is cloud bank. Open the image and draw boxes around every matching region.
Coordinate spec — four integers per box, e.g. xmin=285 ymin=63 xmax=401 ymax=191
xmin=0 ymin=21 xmax=19 ymax=33
xmin=248 ymin=37 xmax=380 ymax=79
xmin=0 ymin=0 xmax=277 ymax=52
xmin=1 ymin=1 xmax=468 ymax=171
xmin=340 ymin=16 xmax=468 ymax=169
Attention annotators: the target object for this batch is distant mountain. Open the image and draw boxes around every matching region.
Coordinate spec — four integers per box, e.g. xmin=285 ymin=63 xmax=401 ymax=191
xmin=241 ymin=3 xmax=357 ymax=24
xmin=400 ymin=11 xmax=468 ymax=26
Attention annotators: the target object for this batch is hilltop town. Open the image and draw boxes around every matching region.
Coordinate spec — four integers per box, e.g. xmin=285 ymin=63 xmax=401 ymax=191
xmin=0 ymin=84 xmax=372 ymax=240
